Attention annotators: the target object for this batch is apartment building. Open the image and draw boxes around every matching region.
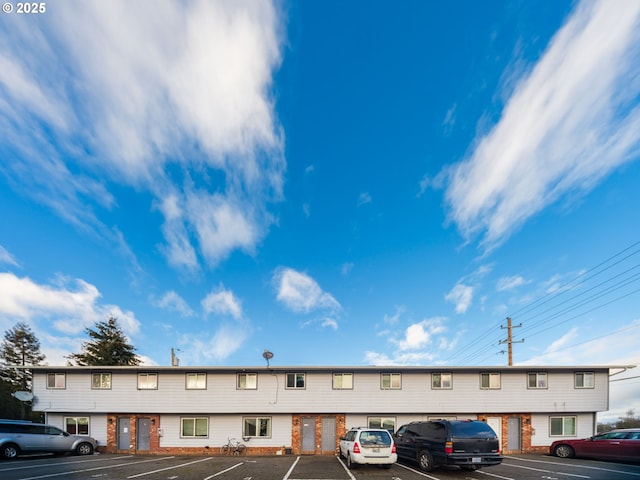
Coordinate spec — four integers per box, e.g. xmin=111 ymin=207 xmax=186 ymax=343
xmin=29 ymin=365 xmax=622 ymax=455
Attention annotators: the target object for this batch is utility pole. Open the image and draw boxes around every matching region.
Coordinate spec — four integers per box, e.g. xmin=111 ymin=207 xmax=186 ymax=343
xmin=499 ymin=317 xmax=523 ymax=366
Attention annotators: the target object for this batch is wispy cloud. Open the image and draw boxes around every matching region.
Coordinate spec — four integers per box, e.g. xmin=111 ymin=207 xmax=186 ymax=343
xmin=0 ymin=245 xmax=19 ymax=267
xmin=153 ymin=291 xmax=195 ymax=318
xmin=0 ymin=0 xmax=286 ymax=272
xmin=443 ymin=0 xmax=640 ymax=250
xmin=445 ymin=283 xmax=474 ymax=314
xmin=357 ymin=192 xmax=372 ymax=206
xmin=202 ymin=285 xmax=243 ymax=320
xmin=496 ymin=275 xmax=527 ymax=292
xmin=274 ymin=267 xmax=341 ymax=315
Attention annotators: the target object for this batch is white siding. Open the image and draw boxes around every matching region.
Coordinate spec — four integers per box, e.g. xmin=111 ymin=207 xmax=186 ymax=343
xmin=530 ymin=413 xmax=596 ymax=447
xmin=45 ymin=413 xmax=108 ymax=447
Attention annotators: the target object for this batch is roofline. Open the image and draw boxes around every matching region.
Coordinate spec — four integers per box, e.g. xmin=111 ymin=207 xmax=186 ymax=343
xmin=21 ymin=364 xmax=636 ymax=373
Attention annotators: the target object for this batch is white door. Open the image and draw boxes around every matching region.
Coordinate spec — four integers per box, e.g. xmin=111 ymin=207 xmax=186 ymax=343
xmin=487 ymin=417 xmax=502 ymax=452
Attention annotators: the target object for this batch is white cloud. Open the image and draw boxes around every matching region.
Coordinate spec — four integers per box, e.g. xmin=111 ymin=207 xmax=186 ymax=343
xmin=179 ymin=324 xmax=248 ymax=364
xmin=383 ymin=306 xmax=405 ymax=325
xmin=274 ymin=267 xmax=341 ymax=314
xmin=154 ymin=291 xmax=195 ymax=318
xmin=357 ymin=192 xmax=372 ymax=206
xmin=392 ymin=317 xmax=447 ymax=352
xmin=443 ymin=0 xmax=640 ymax=250
xmin=340 ymin=262 xmax=354 ymax=275
xmin=202 ymin=285 xmax=242 ymax=320
xmin=364 ymin=350 xmax=436 ymax=366
xmin=445 ymin=283 xmax=474 ymax=314
xmin=496 ymin=275 xmax=527 ymax=292
xmin=321 ymin=317 xmax=339 ymax=330
xmin=0 ymin=245 xmax=19 ymax=267
xmin=0 ymin=0 xmax=286 ymax=272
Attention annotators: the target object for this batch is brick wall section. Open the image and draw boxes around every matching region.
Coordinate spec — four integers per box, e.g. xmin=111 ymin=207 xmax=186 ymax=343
xmin=477 ymin=413 xmax=546 ymax=454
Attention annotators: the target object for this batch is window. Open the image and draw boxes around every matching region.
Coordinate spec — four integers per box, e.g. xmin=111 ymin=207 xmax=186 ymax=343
xmin=575 ymin=372 xmax=594 ymax=388
xmin=137 ymin=373 xmax=158 ymax=390
xmin=92 ymin=373 xmax=111 ymax=389
xmin=243 ymin=417 xmax=271 ymax=438
xmin=528 ymin=372 xmax=547 ymax=389
xmin=333 ymin=373 xmax=353 ymax=389
xmin=47 ymin=373 xmax=66 ymax=389
xmin=480 ymin=373 xmax=501 ymax=389
xmin=431 ymin=373 xmax=452 ymax=389
xmin=286 ymin=373 xmax=305 ymax=389
xmin=186 ymin=373 xmax=207 ymax=390
xmin=237 ymin=373 xmax=257 ymax=389
xmin=65 ymin=417 xmax=89 ymax=435
xmin=368 ymin=417 xmax=396 ymax=433
xmin=550 ymin=416 xmax=576 ymax=436
xmin=181 ymin=417 xmax=208 ymax=438
xmin=381 ymin=373 xmax=401 ymax=390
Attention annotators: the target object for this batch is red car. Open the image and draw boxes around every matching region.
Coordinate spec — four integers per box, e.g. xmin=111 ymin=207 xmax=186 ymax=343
xmin=550 ymin=428 xmax=640 ymax=462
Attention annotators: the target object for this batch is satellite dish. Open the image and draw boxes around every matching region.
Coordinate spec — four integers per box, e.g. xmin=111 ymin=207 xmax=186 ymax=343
xmin=262 ymin=349 xmax=274 ymax=367
xmin=13 ymin=391 xmax=34 ymax=402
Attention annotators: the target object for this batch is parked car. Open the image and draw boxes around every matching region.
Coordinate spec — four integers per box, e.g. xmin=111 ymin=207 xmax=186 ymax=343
xmin=0 ymin=419 xmax=97 ymax=459
xmin=393 ymin=420 xmax=503 ymax=472
xmin=550 ymin=428 xmax=640 ymax=462
xmin=339 ymin=427 xmax=397 ymax=469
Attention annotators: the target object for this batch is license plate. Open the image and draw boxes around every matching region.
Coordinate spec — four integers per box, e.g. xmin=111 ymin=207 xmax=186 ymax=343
xmin=373 ymin=448 xmax=380 ymax=452
xmin=472 ymin=457 xmax=481 ymax=463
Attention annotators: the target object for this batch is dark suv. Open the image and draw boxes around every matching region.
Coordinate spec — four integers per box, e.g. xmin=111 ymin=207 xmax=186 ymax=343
xmin=393 ymin=420 xmax=502 ymax=472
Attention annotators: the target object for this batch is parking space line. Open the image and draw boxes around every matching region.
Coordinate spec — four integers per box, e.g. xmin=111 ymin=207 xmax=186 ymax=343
xmin=505 ymin=456 xmax=640 ymax=477
xmin=0 ymin=455 xmax=133 ymax=472
xmin=127 ymin=457 xmax=214 ymax=478
xmin=477 ymin=469 xmax=516 ymax=480
xmin=18 ymin=456 xmax=176 ymax=480
xmin=395 ymin=463 xmax=442 ymax=479
xmin=282 ymin=456 xmax=301 ymax=480
xmin=501 ymin=462 xmax=590 ymax=478
xmin=203 ymin=462 xmax=243 ymax=479
xmin=335 ymin=457 xmax=356 ymax=480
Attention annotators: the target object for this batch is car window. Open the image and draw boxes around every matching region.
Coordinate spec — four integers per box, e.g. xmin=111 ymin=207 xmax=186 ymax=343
xmin=45 ymin=426 xmax=66 ymax=435
xmin=451 ymin=421 xmax=495 ymax=438
xmin=625 ymin=431 xmax=640 ymax=439
xmin=360 ymin=431 xmax=391 ymax=446
xmin=597 ymin=431 xmax=628 ymax=440
xmin=420 ymin=422 xmax=446 ymax=440
xmin=395 ymin=426 xmax=407 ymax=437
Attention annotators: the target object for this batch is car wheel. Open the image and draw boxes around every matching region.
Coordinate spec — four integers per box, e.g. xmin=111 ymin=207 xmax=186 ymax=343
xmin=418 ymin=450 xmax=435 ymax=472
xmin=554 ymin=444 xmax=575 ymax=458
xmin=76 ymin=442 xmax=94 ymax=456
xmin=346 ymin=453 xmax=357 ymax=469
xmin=1 ymin=443 xmax=20 ymax=460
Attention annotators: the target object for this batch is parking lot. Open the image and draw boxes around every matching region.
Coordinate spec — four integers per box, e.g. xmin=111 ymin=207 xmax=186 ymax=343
xmin=1 ymin=453 xmax=639 ymax=480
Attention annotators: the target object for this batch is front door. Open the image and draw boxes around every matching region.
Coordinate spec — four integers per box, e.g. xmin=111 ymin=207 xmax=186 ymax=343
xmin=117 ymin=418 xmax=130 ymax=450
xmin=137 ymin=418 xmax=151 ymax=451
xmin=507 ymin=417 xmax=521 ymax=452
xmin=321 ymin=417 xmax=336 ymax=453
xmin=301 ymin=417 xmax=316 ymax=453
xmin=487 ymin=417 xmax=503 ymax=452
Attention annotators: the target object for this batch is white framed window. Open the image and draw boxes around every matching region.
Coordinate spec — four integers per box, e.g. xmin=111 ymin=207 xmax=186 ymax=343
xmin=368 ymin=417 xmax=396 ymax=433
xmin=528 ymin=372 xmax=547 ymax=389
xmin=181 ymin=417 xmax=208 ymax=438
xmin=47 ymin=373 xmax=66 ymax=389
xmin=333 ymin=373 xmax=353 ymax=389
xmin=237 ymin=373 xmax=257 ymax=390
xmin=243 ymin=417 xmax=271 ymax=438
xmin=575 ymin=372 xmax=594 ymax=388
xmin=286 ymin=373 xmax=305 ymax=389
xmin=65 ymin=417 xmax=89 ymax=435
xmin=381 ymin=373 xmax=401 ymax=390
xmin=137 ymin=373 xmax=158 ymax=390
xmin=431 ymin=373 xmax=452 ymax=389
xmin=186 ymin=373 xmax=207 ymax=390
xmin=550 ymin=416 xmax=577 ymax=436
xmin=91 ymin=373 xmax=111 ymax=389
xmin=480 ymin=373 xmax=501 ymax=389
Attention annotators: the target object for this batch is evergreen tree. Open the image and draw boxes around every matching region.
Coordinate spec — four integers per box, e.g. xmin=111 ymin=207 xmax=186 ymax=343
xmin=66 ymin=316 xmax=141 ymax=366
xmin=0 ymin=322 xmax=46 ymax=419
xmin=0 ymin=321 xmax=46 ymax=390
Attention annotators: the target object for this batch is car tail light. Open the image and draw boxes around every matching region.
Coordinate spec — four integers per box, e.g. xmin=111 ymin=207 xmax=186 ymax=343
xmin=392 ymin=443 xmax=396 ymax=453
xmin=445 ymin=441 xmax=453 ymax=454
xmin=353 ymin=442 xmax=360 ymax=453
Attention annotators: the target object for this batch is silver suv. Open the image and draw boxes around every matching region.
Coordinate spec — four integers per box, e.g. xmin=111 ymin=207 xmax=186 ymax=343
xmin=0 ymin=420 xmax=97 ymax=459
xmin=339 ymin=427 xmax=397 ymax=469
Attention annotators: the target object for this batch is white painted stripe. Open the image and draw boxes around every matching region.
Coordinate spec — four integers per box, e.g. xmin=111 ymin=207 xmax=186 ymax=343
xmin=395 ymin=462 xmax=443 ymax=479
xmin=0 ymin=455 xmax=133 ymax=472
xmin=335 ymin=456 xmax=356 ymax=480
xmin=203 ymin=462 xmax=243 ymax=479
xmin=127 ymin=457 xmax=213 ymax=478
xmin=502 ymin=462 xmax=591 ymax=478
xmin=505 ymin=456 xmax=640 ymax=477
xmin=282 ymin=456 xmax=301 ymax=480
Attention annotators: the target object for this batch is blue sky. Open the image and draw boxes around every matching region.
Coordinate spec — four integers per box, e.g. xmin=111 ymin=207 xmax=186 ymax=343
xmin=1 ymin=0 xmax=639 ymax=422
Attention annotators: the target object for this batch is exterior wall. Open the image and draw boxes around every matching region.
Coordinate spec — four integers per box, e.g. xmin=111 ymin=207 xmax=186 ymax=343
xmin=30 ymin=366 xmax=613 ymax=455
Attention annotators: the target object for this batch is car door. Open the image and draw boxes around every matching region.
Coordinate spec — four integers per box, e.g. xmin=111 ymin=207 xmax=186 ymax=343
xmin=618 ymin=431 xmax=640 ymax=461
xmin=17 ymin=425 xmax=48 ymax=452
xmin=579 ymin=432 xmax=627 ymax=459
xmin=45 ymin=426 xmax=74 ymax=453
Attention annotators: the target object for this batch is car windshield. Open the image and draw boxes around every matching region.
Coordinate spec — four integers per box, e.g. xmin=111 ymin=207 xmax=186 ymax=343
xmin=359 ymin=431 xmax=391 ymax=445
xmin=450 ymin=422 xmax=496 ymax=438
